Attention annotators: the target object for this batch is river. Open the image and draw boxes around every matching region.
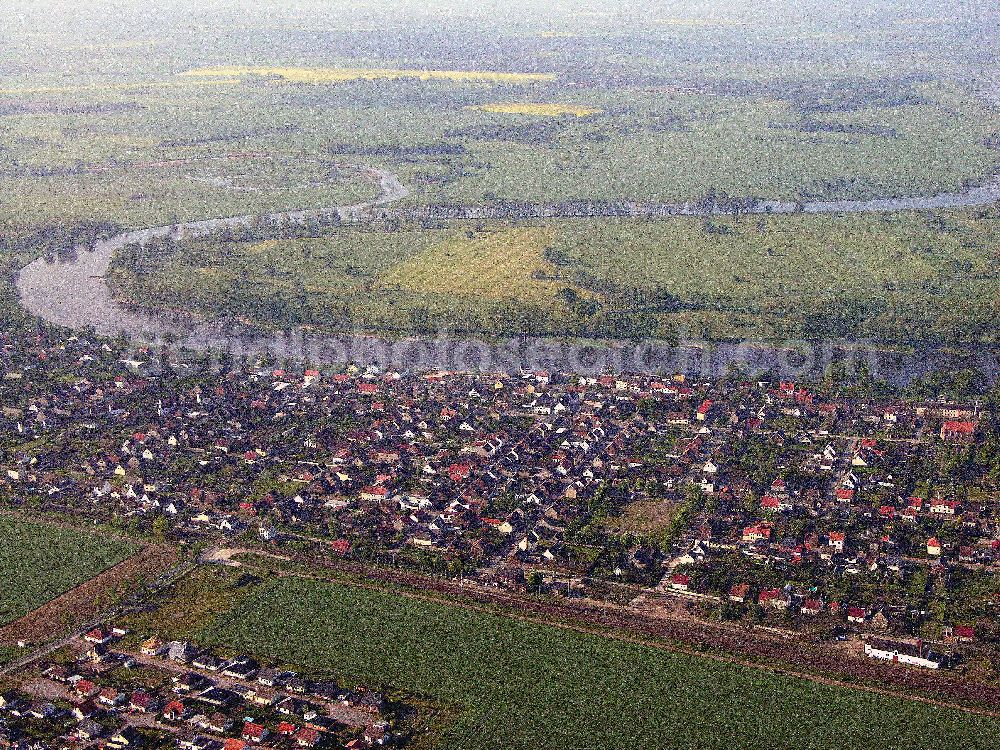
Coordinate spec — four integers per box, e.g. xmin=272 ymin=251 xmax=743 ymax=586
xmin=14 ymin=166 xmax=1000 ymax=383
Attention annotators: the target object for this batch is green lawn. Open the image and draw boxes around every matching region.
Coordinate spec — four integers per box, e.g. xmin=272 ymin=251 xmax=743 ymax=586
xmin=0 ymin=516 xmax=137 ymax=625
xmin=197 ymin=576 xmax=1000 ymax=750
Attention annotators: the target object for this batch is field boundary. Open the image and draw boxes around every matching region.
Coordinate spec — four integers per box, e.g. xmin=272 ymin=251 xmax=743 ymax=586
xmin=0 ymin=543 xmax=178 ymax=647
xmin=229 ymin=550 xmax=1000 ymax=719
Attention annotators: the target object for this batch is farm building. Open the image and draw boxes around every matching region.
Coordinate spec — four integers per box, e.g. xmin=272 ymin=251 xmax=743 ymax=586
xmin=863 ymin=637 xmax=947 ymax=669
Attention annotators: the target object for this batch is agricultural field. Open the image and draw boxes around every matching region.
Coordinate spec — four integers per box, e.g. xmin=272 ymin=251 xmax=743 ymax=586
xmin=173 ymin=574 xmax=1000 ymax=750
xmin=0 ymin=516 xmax=137 ymax=626
xmin=380 ymin=227 xmax=565 ymax=300
xmin=108 ymin=206 xmax=1000 ymax=345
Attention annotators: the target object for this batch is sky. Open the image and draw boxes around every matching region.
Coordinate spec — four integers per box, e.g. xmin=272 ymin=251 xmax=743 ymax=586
xmin=6 ymin=0 xmax=997 ymax=26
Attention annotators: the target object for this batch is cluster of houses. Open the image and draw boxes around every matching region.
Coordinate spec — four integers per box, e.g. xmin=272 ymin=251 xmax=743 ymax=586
xmin=0 ymin=626 xmax=393 ymax=750
xmin=1 ymin=330 xmax=998 ymax=666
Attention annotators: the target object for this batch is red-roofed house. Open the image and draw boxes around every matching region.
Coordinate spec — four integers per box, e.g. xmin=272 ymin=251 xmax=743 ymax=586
xmin=75 ymin=679 xmax=98 ymax=698
xmin=954 ymin=625 xmax=976 ymax=642
xmin=758 ymin=588 xmax=780 ymax=606
xmin=760 ymin=495 xmax=791 ymax=512
xmin=759 ymin=588 xmax=790 ymax=610
xmin=930 ymin=499 xmax=959 ymax=515
xmin=447 ymin=463 xmax=472 ymax=482
xmin=670 ymin=573 xmax=690 ymax=591
xmin=360 ymin=486 xmax=389 ymax=502
xmin=162 ymin=700 xmax=186 ymax=721
xmin=330 ymin=539 xmax=352 ymax=556
xmin=729 ymin=583 xmax=750 ymax=603
xmin=941 ymin=420 xmax=977 ymax=444
xmin=828 ymin=532 xmax=845 ymax=552
xmin=742 ymin=524 xmax=772 ymax=543
xmin=847 ymin=607 xmax=868 ymax=624
xmin=242 ymin=723 xmax=268 ymax=743
xmin=129 ymin=691 xmax=155 ymax=713
xmin=695 ymin=400 xmax=713 ymax=421
xmin=84 ymin=626 xmax=113 ymax=645
xmin=801 ymin=599 xmax=823 ymax=616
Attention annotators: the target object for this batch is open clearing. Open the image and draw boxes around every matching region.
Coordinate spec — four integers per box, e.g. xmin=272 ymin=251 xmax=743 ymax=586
xmin=188 ymin=575 xmax=1000 ymax=750
xmin=604 ymin=500 xmax=679 ymax=535
xmin=380 ymin=227 xmax=565 ymax=303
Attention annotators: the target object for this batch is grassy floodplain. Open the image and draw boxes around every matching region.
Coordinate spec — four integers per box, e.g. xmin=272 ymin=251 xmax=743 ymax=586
xmin=109 ymin=207 xmax=1000 ymax=344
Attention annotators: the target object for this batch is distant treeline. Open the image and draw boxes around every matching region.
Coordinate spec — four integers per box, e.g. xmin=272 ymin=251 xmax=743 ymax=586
xmin=160 ymin=124 xmax=302 ymax=148
xmin=328 ymin=143 xmax=466 ymax=158
xmin=386 ymin=192 xmax=779 ymax=221
xmin=0 ymin=101 xmax=143 ymax=117
xmin=7 ymin=220 xmax=121 ymax=261
xmin=708 ymin=76 xmax=930 ymax=113
xmin=783 ymin=120 xmax=898 ymax=138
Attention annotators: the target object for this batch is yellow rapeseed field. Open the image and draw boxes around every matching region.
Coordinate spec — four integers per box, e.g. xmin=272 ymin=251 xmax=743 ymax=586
xmin=381 ymin=227 xmax=567 ymax=304
xmin=181 ymin=66 xmax=555 ymax=85
xmin=468 ymin=102 xmax=602 ymax=117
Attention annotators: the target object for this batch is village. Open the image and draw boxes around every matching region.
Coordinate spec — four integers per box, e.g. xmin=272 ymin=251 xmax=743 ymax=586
xmin=2 ymin=326 xmax=1000 ymax=687
xmin=0 ymin=622 xmax=395 ymax=750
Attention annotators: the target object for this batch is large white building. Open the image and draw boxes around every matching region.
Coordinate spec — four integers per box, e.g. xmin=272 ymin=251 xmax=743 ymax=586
xmin=864 ymin=637 xmax=946 ymax=670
